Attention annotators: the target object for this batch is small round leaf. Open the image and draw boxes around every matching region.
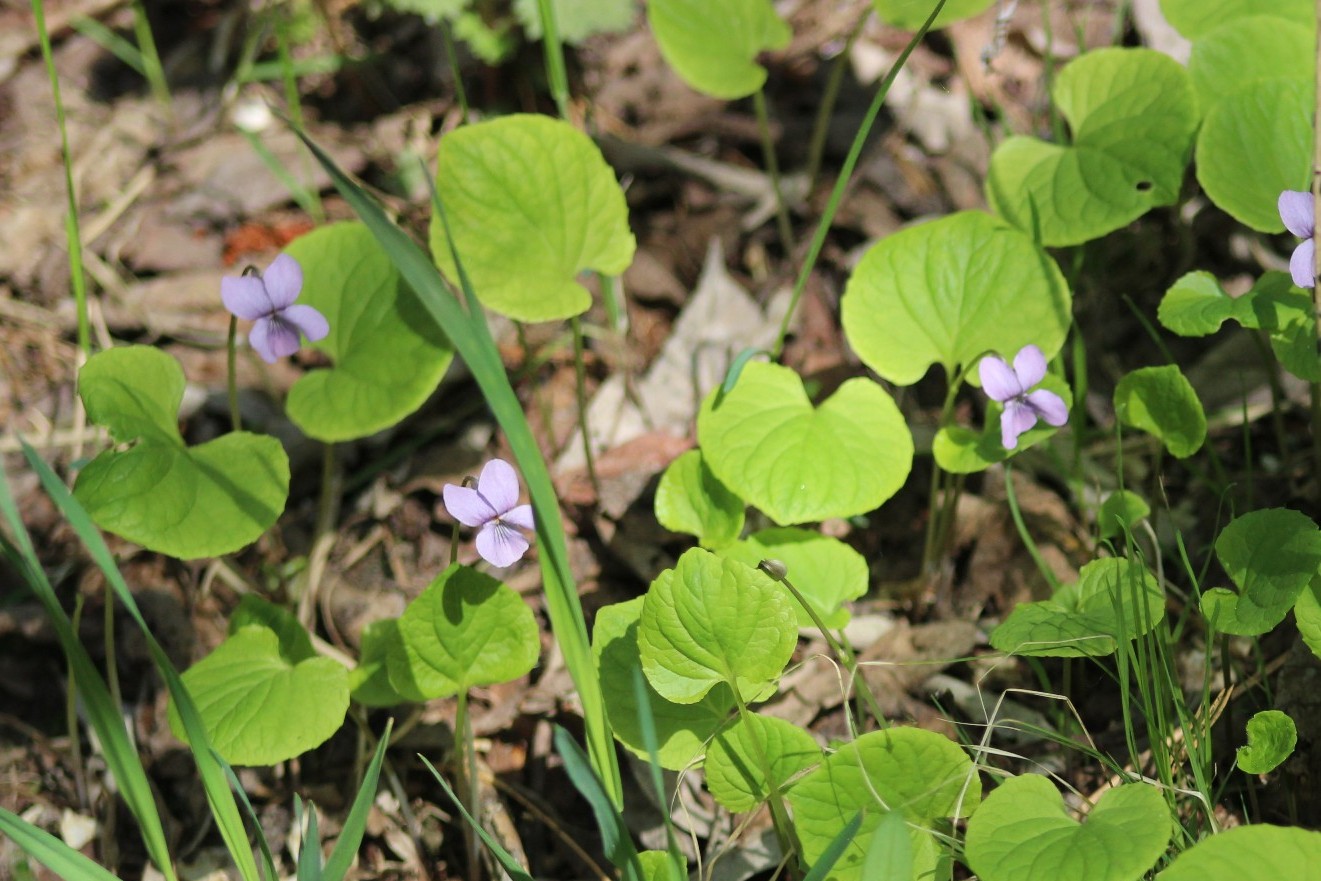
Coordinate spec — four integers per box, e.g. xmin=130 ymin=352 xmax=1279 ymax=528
xmin=429 ymin=114 xmax=635 ymax=321
xmin=73 ymin=346 xmax=289 ymax=560
xmin=638 ymin=548 xmax=797 ymax=704
xmin=842 ymin=211 xmax=1071 ymax=385
xmin=985 ymin=49 xmax=1197 ymax=247
xmin=1196 ymin=78 xmax=1312 ymax=233
xmin=697 ymin=362 xmax=913 ymax=525
xmin=965 ymin=775 xmax=1171 ymax=881
xmin=1113 ymin=365 xmax=1206 ymax=458
xmin=1098 ymin=490 xmax=1150 ymax=541
xmin=705 ymin=714 xmax=819 ymax=813
xmin=391 ymin=563 xmax=540 ymax=700
xmin=1158 ymin=825 xmax=1321 ymax=881
xmin=647 ymin=0 xmax=790 ymax=99
xmin=171 ymin=626 xmax=349 ymax=766
xmin=1200 ymin=508 xmax=1321 ymax=636
xmin=655 ymin=449 xmax=745 ymax=548
xmin=788 ymin=727 xmax=980 ymax=881
xmin=1237 ymin=710 xmax=1297 ymax=775
xmin=284 ymin=222 xmax=454 ymax=442
xmin=719 ymin=528 xmax=869 ymax=628
xmin=593 ymin=597 xmax=734 ymax=770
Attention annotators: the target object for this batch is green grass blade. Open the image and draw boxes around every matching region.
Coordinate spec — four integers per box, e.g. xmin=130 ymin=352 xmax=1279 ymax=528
xmin=297 ymin=801 xmax=323 ymax=881
xmin=0 ymin=807 xmax=125 ymax=881
xmin=800 ymin=811 xmax=863 ymax=881
xmin=21 ymin=443 xmax=260 ymax=881
xmin=32 ymin=0 xmax=90 ymax=354
xmin=323 ymin=719 xmax=393 ymax=881
xmin=216 ymin=752 xmax=279 ymax=881
xmin=293 ymin=127 xmax=622 ymax=806
xmin=770 ymin=0 xmax=948 ymax=358
xmin=553 ymin=725 xmax=642 ymax=881
xmin=70 ymin=16 xmax=147 ymax=74
xmin=0 ymin=470 xmax=177 ymax=881
xmin=419 ymin=756 xmax=535 ymax=881
xmin=630 ymin=665 xmax=687 ymax=879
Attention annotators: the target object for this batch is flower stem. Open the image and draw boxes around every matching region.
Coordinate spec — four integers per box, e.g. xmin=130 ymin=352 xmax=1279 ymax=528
xmin=753 ymin=88 xmax=794 ymax=254
xmin=570 ymin=316 xmax=599 ymax=496
xmin=227 ymin=315 xmax=242 ymax=433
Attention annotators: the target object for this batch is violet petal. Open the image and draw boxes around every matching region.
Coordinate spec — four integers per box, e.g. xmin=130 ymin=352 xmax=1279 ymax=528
xmin=477 ymin=521 xmax=530 ymax=567
xmin=476 ymin=459 xmax=520 ymax=514
xmin=280 ymin=304 xmax=330 ymax=343
xmin=1279 ymin=190 xmax=1314 ymax=239
xmin=1011 ymin=344 xmax=1048 ymax=389
xmin=1000 ymin=399 xmax=1038 ymax=449
xmin=1026 ymin=389 xmax=1069 ymax=427
xmin=503 ymin=504 xmax=535 ymax=531
xmin=979 ymin=355 xmax=1022 ymax=402
xmin=221 ymin=276 xmax=274 ymax=321
xmin=443 ymin=483 xmax=498 ymax=527
xmin=262 ymin=254 xmax=304 ymax=309
xmin=1291 ymin=239 xmax=1316 ymax=289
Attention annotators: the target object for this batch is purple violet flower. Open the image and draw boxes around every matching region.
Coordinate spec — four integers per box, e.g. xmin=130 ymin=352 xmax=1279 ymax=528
xmin=443 ymin=459 xmax=535 ymax=568
xmin=1279 ymin=190 xmax=1315 ymax=289
xmin=221 ymin=254 xmax=329 ymax=363
xmin=979 ymin=344 xmax=1069 ymax=450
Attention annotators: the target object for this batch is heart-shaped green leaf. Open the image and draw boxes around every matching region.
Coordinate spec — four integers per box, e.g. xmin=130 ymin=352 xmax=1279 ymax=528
xmin=788 ymin=727 xmax=980 ymax=881
xmin=1199 ymin=508 xmax=1321 ymax=636
xmin=1196 ymin=78 xmax=1312 ymax=232
xmin=1160 ymin=0 xmax=1311 ymax=39
xmin=390 ymin=563 xmax=540 ymax=700
xmin=871 ymin=0 xmax=994 ymax=29
xmin=73 ymin=346 xmax=289 ymax=560
xmin=1294 ymin=578 xmax=1321 ymax=662
xmin=284 ymin=222 xmax=454 ymax=442
xmin=991 ymin=558 xmax=1164 ymax=657
xmin=705 ymin=713 xmax=819 ymax=812
xmin=171 ymin=625 xmax=349 ymax=766
xmin=428 ymin=114 xmax=635 ymax=322
xmin=933 ymin=374 xmax=1073 ymax=473
xmin=1098 ymin=490 xmax=1150 ymax=541
xmin=1157 ymin=271 xmax=1257 ymax=336
xmin=719 ymin=528 xmax=868 ymax=628
xmin=698 ymin=362 xmax=913 ymax=525
xmin=1158 ymin=825 xmax=1321 ymax=881
xmin=842 ymin=211 xmax=1071 ymax=386
xmin=655 ymin=449 xmax=745 ymax=548
xmin=638 ymin=547 xmax=797 ymax=704
xmin=1237 ymin=710 xmax=1297 ymax=775
xmin=1113 ymin=365 xmax=1206 ymax=458
xmin=965 ymin=775 xmax=1171 ymax=881
xmin=647 ymin=0 xmax=790 ymax=99
xmin=349 ymin=618 xmax=410 ymax=708
xmin=985 ymin=49 xmax=1197 ymax=247
xmin=593 ymin=596 xmax=734 ymax=770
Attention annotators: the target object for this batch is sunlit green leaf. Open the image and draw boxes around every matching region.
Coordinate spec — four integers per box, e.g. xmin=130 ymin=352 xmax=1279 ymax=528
xmin=1200 ymin=508 xmax=1321 ymax=636
xmin=705 ymin=713 xmax=819 ymax=812
xmin=655 ymin=449 xmax=745 ymax=548
xmin=647 ymin=0 xmax=790 ymax=99
xmin=1113 ymin=365 xmax=1206 ymax=458
xmin=1237 ymin=710 xmax=1297 ymax=775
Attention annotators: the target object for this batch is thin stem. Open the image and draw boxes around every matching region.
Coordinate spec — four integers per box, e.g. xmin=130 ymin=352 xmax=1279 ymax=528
xmin=753 ymin=88 xmax=794 ymax=253
xmin=455 ymin=688 xmax=482 ymax=881
xmin=535 ymin=0 xmax=570 ymax=119
xmin=227 ymin=316 xmax=242 ymax=432
xmin=729 ymin=687 xmax=799 ymax=873
xmin=68 ymin=593 xmax=88 ymax=810
xmin=921 ymin=363 xmax=969 ymax=573
xmin=758 ymin=562 xmax=887 ymax=730
xmin=803 ymin=15 xmax=867 ymax=187
xmin=440 ymin=19 xmax=469 ymax=124
xmin=1004 ymin=462 xmax=1061 ymax=592
xmin=570 ymin=316 xmax=599 ymax=495
xmin=770 ymin=0 xmax=947 ymax=359
xmin=32 ymin=0 xmax=90 ymax=356
xmin=277 ymin=10 xmax=323 ymax=223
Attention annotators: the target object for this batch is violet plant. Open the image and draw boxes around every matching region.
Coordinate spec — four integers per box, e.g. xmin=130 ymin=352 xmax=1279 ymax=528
xmin=443 ymin=458 xmax=536 ymax=568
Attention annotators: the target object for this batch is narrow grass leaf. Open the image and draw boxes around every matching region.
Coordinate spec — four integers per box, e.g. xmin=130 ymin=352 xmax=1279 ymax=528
xmin=0 ymin=467 xmax=177 ymax=881
xmin=553 ymin=726 xmax=643 ymax=881
xmin=420 ymin=757 xmax=535 ymax=881
xmin=323 ymin=719 xmax=393 ymax=881
xmin=294 ymin=127 xmax=621 ymax=804
xmin=23 ymin=443 xmax=260 ymax=881
xmin=0 ymin=808 xmax=125 ymax=881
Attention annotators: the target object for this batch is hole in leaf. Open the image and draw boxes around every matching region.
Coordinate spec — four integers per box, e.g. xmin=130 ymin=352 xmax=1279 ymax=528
xmin=1135 ymin=180 xmax=1153 ymax=191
